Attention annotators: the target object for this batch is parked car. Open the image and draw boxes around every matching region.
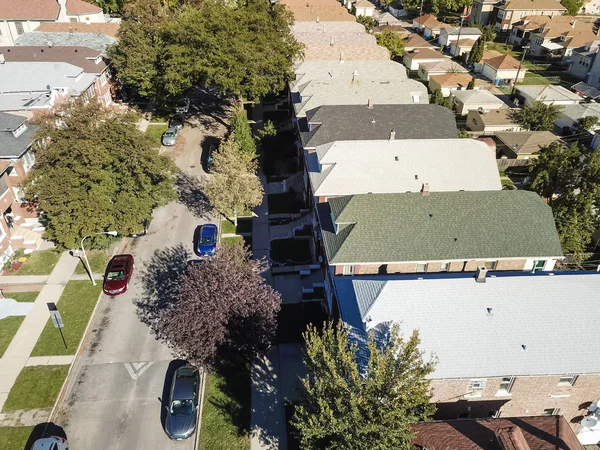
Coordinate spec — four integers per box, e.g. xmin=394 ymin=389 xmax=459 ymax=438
xmin=165 ymin=365 xmax=200 ymax=440
xmin=169 ymin=114 xmax=185 ymax=130
xmin=193 ymin=224 xmax=218 ymax=257
xmin=206 ymin=144 xmax=216 ymax=172
xmin=176 ymin=97 xmax=191 ymax=114
xmin=103 ymin=254 xmax=134 ymax=296
xmin=33 ymin=436 xmax=69 ymax=450
xmin=162 ymin=128 xmax=179 ymax=146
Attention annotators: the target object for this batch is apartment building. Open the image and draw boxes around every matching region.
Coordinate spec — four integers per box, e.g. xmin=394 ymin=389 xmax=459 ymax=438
xmin=491 ymin=0 xmax=566 ymax=32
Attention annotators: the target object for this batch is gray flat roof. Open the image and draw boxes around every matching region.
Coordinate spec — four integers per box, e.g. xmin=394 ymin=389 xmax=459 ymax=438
xmin=0 ymin=112 xmax=36 ymax=158
xmin=336 ymin=272 xmax=600 ymax=378
xmin=15 ymin=32 xmax=116 ymax=52
xmin=0 ymin=61 xmax=96 ymax=95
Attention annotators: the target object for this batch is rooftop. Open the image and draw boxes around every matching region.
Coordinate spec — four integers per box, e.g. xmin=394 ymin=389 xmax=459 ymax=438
xmin=280 ymin=0 xmax=355 ymax=22
xmin=336 ymin=271 xmax=600 ymax=380
xmin=413 ymin=14 xmax=442 ymax=29
xmin=0 ymin=46 xmax=106 ymax=74
xmin=301 ymin=44 xmax=390 ymax=61
xmin=495 ymin=130 xmax=559 ymax=154
xmin=468 ymin=108 xmax=517 ymax=126
xmin=0 ymin=112 xmax=37 ymax=158
xmin=419 ymin=59 xmax=468 ymax=73
xmin=441 ymin=26 xmax=482 ymax=36
xmin=404 ymin=33 xmax=434 ymax=48
xmin=517 ymin=84 xmax=582 ymax=102
xmin=452 ymin=89 xmax=505 ymax=105
xmin=497 ymin=0 xmax=566 ymax=11
xmin=307 ymin=138 xmax=501 ymax=197
xmin=429 ymin=73 xmax=472 ymax=87
xmin=321 ymin=190 xmax=562 ymax=265
xmin=404 ymin=47 xmax=446 ymax=60
xmin=301 ymin=104 xmax=458 ymax=147
xmin=484 ymin=53 xmax=522 ymax=70
xmin=66 ymin=0 xmax=102 ymax=14
xmin=412 ymin=416 xmax=583 ymax=450
xmin=34 ymin=22 xmax=120 ymax=38
xmin=571 ymin=81 xmax=600 ymax=99
xmin=15 ymin=32 xmax=117 ymax=52
xmin=558 ymin=102 xmax=600 ymax=121
xmin=0 ymin=0 xmax=58 ymax=20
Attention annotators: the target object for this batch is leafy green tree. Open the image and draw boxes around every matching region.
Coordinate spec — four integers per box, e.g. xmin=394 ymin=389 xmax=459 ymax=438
xmin=574 ymin=116 xmax=600 ymax=133
xmin=468 ymin=38 xmax=484 ymax=64
xmin=292 ymin=322 xmax=436 ymax=450
xmin=376 ymin=30 xmax=406 ymax=59
xmin=467 ymin=76 xmax=476 ymax=90
xmin=561 ymin=0 xmax=585 ymax=15
xmin=458 ymin=127 xmax=470 ymax=138
xmin=25 ymin=101 xmax=177 ymax=248
xmin=258 ymin=120 xmax=277 ymax=140
xmin=478 ymin=24 xmax=496 ymax=43
xmin=203 ymin=136 xmax=263 ymax=226
xmin=552 ymin=193 xmax=595 ymax=263
xmin=529 ymin=141 xmax=582 ymax=202
xmin=510 ymin=101 xmax=564 ymax=131
xmin=230 ymin=107 xmax=256 ymax=156
xmin=357 ymin=15 xmax=377 ymax=33
xmin=431 ymin=88 xmax=446 ymax=106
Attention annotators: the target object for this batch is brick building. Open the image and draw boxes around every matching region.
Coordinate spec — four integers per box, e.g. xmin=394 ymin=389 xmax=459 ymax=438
xmin=335 ymin=271 xmax=600 ymax=435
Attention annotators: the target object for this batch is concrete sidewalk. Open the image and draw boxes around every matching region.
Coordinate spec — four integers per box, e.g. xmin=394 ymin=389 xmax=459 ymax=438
xmin=0 ymin=251 xmax=79 ymax=411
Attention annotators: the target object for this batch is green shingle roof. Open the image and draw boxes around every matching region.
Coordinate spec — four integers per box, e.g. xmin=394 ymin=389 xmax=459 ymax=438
xmin=323 ymin=191 xmax=563 ymax=264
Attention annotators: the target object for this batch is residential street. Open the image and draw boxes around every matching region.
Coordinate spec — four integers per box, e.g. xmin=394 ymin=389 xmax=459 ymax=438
xmin=52 ymin=97 xmax=230 ymax=449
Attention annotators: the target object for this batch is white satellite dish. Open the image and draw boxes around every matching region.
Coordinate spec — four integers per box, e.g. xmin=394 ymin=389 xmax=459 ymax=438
xmin=581 ymin=417 xmax=598 ymax=429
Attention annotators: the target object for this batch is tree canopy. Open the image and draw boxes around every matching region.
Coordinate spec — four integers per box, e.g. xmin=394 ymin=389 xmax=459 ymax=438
xmin=292 ymin=322 xmax=436 ymax=450
xmin=153 ymin=242 xmax=281 ymax=369
xmin=528 ymin=141 xmax=600 ymax=262
xmin=110 ymin=0 xmax=303 ymax=101
xmin=510 ymin=101 xmax=564 ymax=131
xmin=202 ymin=136 xmax=263 ymax=225
xmin=230 ymin=107 xmax=256 ymax=156
xmin=468 ymin=38 xmax=484 ymax=64
xmin=376 ymin=30 xmax=405 ymax=59
xmin=25 ymin=101 xmax=177 ymax=248
xmin=561 ymin=0 xmax=585 ymax=15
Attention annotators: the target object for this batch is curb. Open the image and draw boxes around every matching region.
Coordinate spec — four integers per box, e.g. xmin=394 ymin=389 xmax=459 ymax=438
xmin=49 ymin=238 xmax=130 ymax=424
xmin=193 ymin=369 xmax=208 ymax=448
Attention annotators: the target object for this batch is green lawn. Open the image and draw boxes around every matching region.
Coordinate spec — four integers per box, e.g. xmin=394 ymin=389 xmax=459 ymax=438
xmin=30 ymin=281 xmax=102 ymax=356
xmin=221 ymin=236 xmax=244 ymax=247
xmin=7 ymin=292 xmax=39 ymax=302
xmin=519 ymin=72 xmax=553 ymax=85
xmin=199 ymin=370 xmax=251 ymax=450
xmin=2 ymin=365 xmax=69 ymax=412
xmin=145 ymin=124 xmax=168 ymax=146
xmin=485 ymin=42 xmax=518 ymax=57
xmin=74 ymin=250 xmax=110 ymax=275
xmin=221 ymin=219 xmax=252 ymax=235
xmin=13 ymin=250 xmax=61 ymax=276
xmin=0 ymin=426 xmax=34 ymax=450
xmin=0 ymin=317 xmax=25 ymax=358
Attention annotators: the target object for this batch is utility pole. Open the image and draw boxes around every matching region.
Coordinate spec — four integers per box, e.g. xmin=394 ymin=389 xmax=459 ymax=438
xmin=454 ymin=16 xmax=464 ymax=58
xmin=420 ymin=0 xmax=423 ymax=17
xmin=511 ymin=46 xmax=529 ymax=97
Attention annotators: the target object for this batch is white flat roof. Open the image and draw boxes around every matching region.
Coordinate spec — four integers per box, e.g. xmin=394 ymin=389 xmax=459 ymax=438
xmin=337 ymin=272 xmax=600 ymax=379
xmin=307 ymin=139 xmax=502 ymax=196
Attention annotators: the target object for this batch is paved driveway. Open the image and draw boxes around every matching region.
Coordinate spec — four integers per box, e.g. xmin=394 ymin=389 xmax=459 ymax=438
xmin=52 ymin=95 xmax=231 ymax=449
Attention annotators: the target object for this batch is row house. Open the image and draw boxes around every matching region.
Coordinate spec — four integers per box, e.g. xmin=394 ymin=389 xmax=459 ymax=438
xmin=489 ymin=0 xmax=566 ymax=32
xmin=0 ymin=112 xmax=43 ymax=263
xmin=318 ymin=190 xmax=562 ymax=280
xmin=0 ymin=0 xmax=109 ymax=46
xmin=412 ymin=14 xmax=450 ymax=39
xmin=279 ymin=0 xmax=355 ymax=22
xmin=335 ymin=271 xmax=600 ymax=437
xmin=568 ymin=44 xmax=600 ymax=80
xmin=527 ymin=19 xmax=599 ymax=60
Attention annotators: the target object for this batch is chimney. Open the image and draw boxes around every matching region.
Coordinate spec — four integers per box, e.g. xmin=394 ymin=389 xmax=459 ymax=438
xmin=367 ymin=98 xmax=373 ymax=109
xmin=316 ymin=15 xmax=319 ymax=22
xmin=475 ymin=266 xmax=488 ymax=283
xmin=47 ymin=40 xmax=53 ymax=48
xmin=0 ymin=53 xmax=4 ymax=64
xmin=389 ymin=128 xmax=396 ymax=140
xmin=421 ymin=183 xmax=430 ymax=196
xmin=495 ymin=426 xmax=531 ymax=450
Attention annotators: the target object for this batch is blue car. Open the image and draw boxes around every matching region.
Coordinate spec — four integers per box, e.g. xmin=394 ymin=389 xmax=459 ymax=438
xmin=194 ymin=224 xmax=218 ymax=256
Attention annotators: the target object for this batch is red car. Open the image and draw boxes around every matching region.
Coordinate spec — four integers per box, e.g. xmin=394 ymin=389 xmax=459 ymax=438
xmin=103 ymin=254 xmax=134 ymax=296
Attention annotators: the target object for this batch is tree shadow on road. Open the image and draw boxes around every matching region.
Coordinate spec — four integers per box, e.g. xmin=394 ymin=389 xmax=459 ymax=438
xmin=187 ymin=91 xmax=233 ymax=132
xmin=135 ymin=244 xmax=190 ymax=333
xmin=175 ymin=172 xmax=212 ymax=219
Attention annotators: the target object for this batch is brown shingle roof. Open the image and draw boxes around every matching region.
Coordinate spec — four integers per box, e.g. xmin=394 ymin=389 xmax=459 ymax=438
xmin=0 ymin=46 xmax=107 ymax=73
xmin=405 ymin=47 xmax=445 ymax=60
xmin=34 ymin=22 xmax=120 ymax=38
xmin=404 ymin=33 xmax=434 ymax=48
xmin=429 ymin=73 xmax=472 ymax=87
xmin=66 ymin=0 xmax=102 ymax=14
xmin=482 ymin=48 xmax=503 ymax=60
xmin=485 ymin=53 xmax=522 ymax=70
xmin=281 ymin=0 xmax=355 ymax=21
xmin=412 ymin=416 xmax=583 ymax=450
xmin=414 ymin=14 xmax=440 ymax=28
xmin=498 ymin=0 xmax=566 ymax=11
xmin=474 ymin=108 xmax=516 ymax=125
xmin=453 ymin=38 xmax=476 ymax=47
xmin=496 ymin=130 xmax=559 ymax=154
xmin=0 ymin=0 xmax=59 ymax=20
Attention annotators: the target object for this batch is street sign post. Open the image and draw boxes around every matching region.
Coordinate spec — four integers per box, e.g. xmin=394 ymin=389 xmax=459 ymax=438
xmin=47 ymin=302 xmax=67 ymax=349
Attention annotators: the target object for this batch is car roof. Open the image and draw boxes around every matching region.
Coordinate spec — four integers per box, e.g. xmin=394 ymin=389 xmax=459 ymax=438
xmin=173 ymin=368 xmax=197 ymax=400
xmin=165 ymin=127 xmax=177 ymax=133
xmin=32 ymin=438 xmax=60 ymax=450
xmin=201 ymin=224 xmax=217 ymax=236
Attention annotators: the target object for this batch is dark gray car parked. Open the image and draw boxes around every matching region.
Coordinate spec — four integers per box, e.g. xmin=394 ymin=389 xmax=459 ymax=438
xmin=165 ymin=365 xmax=200 ymax=440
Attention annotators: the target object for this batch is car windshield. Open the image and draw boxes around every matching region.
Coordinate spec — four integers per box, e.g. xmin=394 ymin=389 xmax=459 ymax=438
xmin=164 ymin=131 xmax=175 ymax=138
xmin=170 ymin=399 xmax=194 ymax=416
xmin=200 ymin=236 xmax=214 ymax=245
xmin=107 ymin=270 xmax=125 ymax=281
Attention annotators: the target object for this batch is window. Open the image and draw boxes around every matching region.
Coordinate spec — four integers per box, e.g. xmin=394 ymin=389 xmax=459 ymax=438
xmin=502 ymin=23 xmax=508 ymax=31
xmin=534 ymin=260 xmax=545 ymax=270
xmin=103 ymin=91 xmax=111 ymax=106
xmin=506 ymin=11 xmax=512 ymax=19
xmin=416 ymin=263 xmax=428 ymax=273
xmin=520 ymin=11 xmax=527 ymax=17
xmin=99 ymin=72 xmax=108 ymax=86
xmin=496 ymin=376 xmax=515 ymax=396
xmin=484 ymin=261 xmax=498 ymax=270
xmin=14 ymin=22 xmax=24 ymax=35
xmin=342 ymin=265 xmax=354 ymax=276
xmin=466 ymin=379 xmax=486 ymax=397
xmin=497 ymin=10 xmax=504 ymax=18
xmin=557 ymin=375 xmax=578 ymax=386
xmin=542 ymin=408 xmax=560 ymax=416
xmin=22 ymin=149 xmax=35 ymax=172
xmin=489 ymin=410 xmax=501 ymax=418
xmin=70 ymin=18 xmax=78 ymax=22
xmin=440 ymin=262 xmax=449 ymax=272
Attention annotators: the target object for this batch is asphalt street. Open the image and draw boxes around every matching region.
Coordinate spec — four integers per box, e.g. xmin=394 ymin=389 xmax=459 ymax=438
xmin=53 ymin=97 xmax=231 ymax=449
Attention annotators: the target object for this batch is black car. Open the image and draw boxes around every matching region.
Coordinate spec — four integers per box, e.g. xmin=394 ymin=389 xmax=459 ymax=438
xmin=165 ymin=365 xmax=200 ymax=440
xmin=176 ymin=97 xmax=191 ymax=114
xmin=169 ymin=114 xmax=185 ymax=130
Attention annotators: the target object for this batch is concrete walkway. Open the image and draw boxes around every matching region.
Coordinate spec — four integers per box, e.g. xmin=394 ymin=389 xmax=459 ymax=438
xmin=0 ymin=251 xmax=79 ymax=411
xmin=0 ymin=272 xmax=103 ymax=284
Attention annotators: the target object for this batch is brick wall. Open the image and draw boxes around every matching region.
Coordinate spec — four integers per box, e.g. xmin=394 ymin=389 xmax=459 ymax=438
xmin=336 ymin=259 xmax=528 ymax=276
xmin=431 ymin=374 xmax=600 ymax=432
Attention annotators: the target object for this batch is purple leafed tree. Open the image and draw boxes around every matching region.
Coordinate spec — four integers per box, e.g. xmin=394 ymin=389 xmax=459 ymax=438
xmin=157 ymin=243 xmax=281 ymax=369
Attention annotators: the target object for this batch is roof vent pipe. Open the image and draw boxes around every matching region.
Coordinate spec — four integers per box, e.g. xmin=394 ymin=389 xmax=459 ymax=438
xmin=475 ymin=266 xmax=488 ymax=283
xmin=389 ymin=129 xmax=396 ymax=140
xmin=421 ymin=183 xmax=430 ymax=197
xmin=367 ymin=98 xmax=373 ymax=109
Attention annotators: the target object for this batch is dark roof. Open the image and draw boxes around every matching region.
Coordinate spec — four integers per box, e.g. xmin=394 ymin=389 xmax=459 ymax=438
xmin=412 ymin=416 xmax=583 ymax=450
xmin=320 ymin=190 xmax=563 ymax=264
xmin=572 ymin=81 xmax=600 ymax=99
xmin=300 ymin=104 xmax=458 ymax=148
xmin=0 ymin=46 xmax=106 ymax=74
xmin=0 ymin=112 xmax=36 ymax=158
